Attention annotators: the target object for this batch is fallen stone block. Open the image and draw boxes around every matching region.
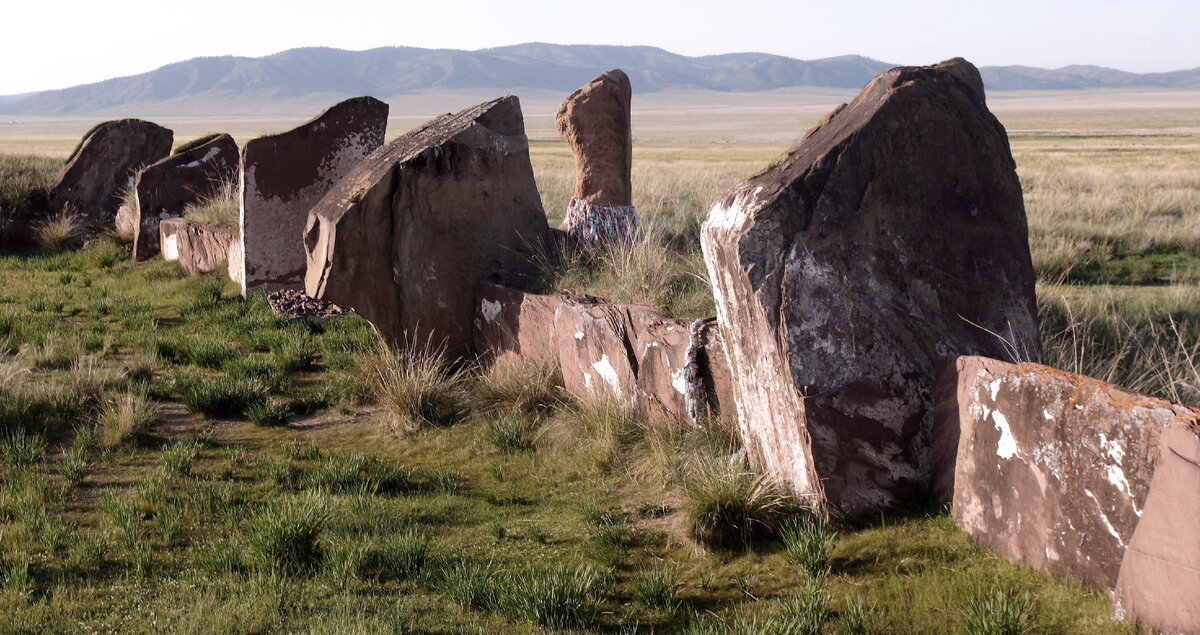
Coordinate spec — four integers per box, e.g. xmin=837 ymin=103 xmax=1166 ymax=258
xmin=935 ymin=355 xmax=1199 ymax=590
xmin=133 ymin=133 xmax=239 ymax=260
xmin=700 ymin=58 xmax=1041 ymax=511
xmin=239 ymin=96 xmax=388 ymax=295
xmin=49 ymin=119 xmax=173 ymax=220
xmin=159 ymin=218 xmax=236 ymax=275
xmin=1112 ymin=424 xmax=1200 ymax=631
xmin=305 ymin=96 xmax=546 ymax=359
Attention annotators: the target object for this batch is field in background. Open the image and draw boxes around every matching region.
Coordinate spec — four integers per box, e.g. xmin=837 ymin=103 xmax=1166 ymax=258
xmin=0 ymin=89 xmax=1198 ymax=632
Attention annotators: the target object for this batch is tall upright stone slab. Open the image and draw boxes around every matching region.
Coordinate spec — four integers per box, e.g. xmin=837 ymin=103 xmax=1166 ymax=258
xmin=304 ymin=96 xmax=547 ymax=358
xmin=701 ymin=59 xmax=1041 ymax=512
xmin=133 ymin=134 xmax=239 ymax=260
xmin=238 ymin=97 xmax=388 ymax=295
xmin=48 ymin=119 xmax=172 ymax=219
xmin=556 ymin=68 xmax=633 ymax=208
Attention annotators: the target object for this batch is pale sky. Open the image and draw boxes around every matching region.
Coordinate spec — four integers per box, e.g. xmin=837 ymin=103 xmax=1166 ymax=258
xmin=3 ymin=0 xmax=1197 ymax=95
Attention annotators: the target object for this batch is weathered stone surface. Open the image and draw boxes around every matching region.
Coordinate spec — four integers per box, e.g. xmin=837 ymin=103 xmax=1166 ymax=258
xmin=114 ymin=205 xmax=136 ymax=242
xmin=1113 ymin=424 xmax=1200 ymax=631
xmin=133 ymin=134 xmax=238 ymax=260
xmin=555 ymin=69 xmax=632 ymax=207
xmin=936 ymin=355 xmax=1198 ymax=589
xmin=240 ymin=97 xmax=388 ymax=295
xmin=474 ymin=283 xmax=734 ymax=422
xmin=159 ymin=218 xmax=236 ymax=275
xmin=305 ymin=97 xmax=547 ymax=359
xmin=700 ymin=58 xmax=1040 ymax=512
xmin=48 ymin=119 xmax=172 ymax=220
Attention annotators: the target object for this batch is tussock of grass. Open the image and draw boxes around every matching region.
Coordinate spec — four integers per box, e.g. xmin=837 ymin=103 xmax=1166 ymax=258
xmin=97 ymin=391 xmax=158 ymax=446
xmin=962 ymin=586 xmax=1036 ymax=635
xmin=359 ymin=338 xmax=469 ymax=433
xmin=633 ymin=563 xmax=683 ymax=611
xmin=180 ymin=375 xmax=269 ymax=418
xmin=249 ymin=496 xmax=329 ymax=573
xmin=183 ymin=180 xmax=239 ymax=232
xmin=37 ymin=209 xmax=86 ymax=252
xmin=681 ymin=459 xmax=792 ymax=550
xmin=474 ymin=355 xmax=562 ymax=415
xmin=781 ymin=513 xmax=837 ymax=578
xmin=247 ymin=399 xmax=291 ymax=428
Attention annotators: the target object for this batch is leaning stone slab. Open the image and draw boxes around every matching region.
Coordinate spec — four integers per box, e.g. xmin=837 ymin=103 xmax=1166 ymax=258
xmin=305 ymin=96 xmax=546 ymax=359
xmin=49 ymin=119 xmax=173 ymax=219
xmin=1112 ymin=424 xmax=1200 ymax=631
xmin=159 ymin=218 xmax=236 ymax=275
xmin=700 ymin=58 xmax=1041 ymax=512
xmin=239 ymin=97 xmax=388 ymax=295
xmin=133 ymin=133 xmax=238 ymax=260
xmin=935 ymin=355 xmax=1199 ymax=590
xmin=474 ymin=283 xmax=734 ymax=422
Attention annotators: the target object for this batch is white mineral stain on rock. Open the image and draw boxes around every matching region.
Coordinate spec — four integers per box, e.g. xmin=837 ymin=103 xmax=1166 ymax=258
xmin=1084 ymin=489 xmax=1126 ymax=546
xmin=989 ymin=378 xmax=1002 ymax=401
xmin=671 ymin=367 xmax=688 ymax=396
xmin=993 ymin=410 xmax=1017 ymax=459
xmin=163 ymin=235 xmax=179 ymax=261
xmin=592 ymin=355 xmax=622 ymax=395
xmin=480 ymin=299 xmax=501 ymax=323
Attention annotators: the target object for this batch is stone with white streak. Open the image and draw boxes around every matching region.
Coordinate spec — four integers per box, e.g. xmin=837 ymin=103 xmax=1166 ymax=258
xmin=158 ymin=218 xmax=236 ymax=275
xmin=239 ymin=97 xmax=388 ymax=295
xmin=934 ymin=355 xmax=1198 ymax=590
xmin=700 ymin=58 xmax=1040 ymax=512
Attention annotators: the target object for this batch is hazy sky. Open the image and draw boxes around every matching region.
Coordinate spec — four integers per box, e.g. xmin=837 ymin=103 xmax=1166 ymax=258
xmin=3 ymin=0 xmax=1197 ymax=94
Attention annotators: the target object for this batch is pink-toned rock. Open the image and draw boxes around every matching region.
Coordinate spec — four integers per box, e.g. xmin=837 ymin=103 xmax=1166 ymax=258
xmin=133 ymin=134 xmax=239 ymax=260
xmin=1112 ymin=424 xmax=1200 ymax=631
xmin=114 ymin=205 xmax=136 ymax=242
xmin=700 ymin=58 xmax=1040 ymax=512
xmin=304 ymin=97 xmax=546 ymax=358
xmin=474 ymin=283 xmax=733 ymax=422
xmin=556 ymin=69 xmax=632 ymax=208
xmin=159 ymin=218 xmax=236 ymax=275
xmin=48 ymin=119 xmax=172 ymax=219
xmin=239 ymin=97 xmax=388 ymax=295
xmin=935 ymin=355 xmax=1199 ymax=590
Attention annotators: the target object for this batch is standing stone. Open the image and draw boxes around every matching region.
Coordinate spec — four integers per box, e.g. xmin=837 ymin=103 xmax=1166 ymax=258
xmin=701 ymin=58 xmax=1041 ymax=512
xmin=159 ymin=218 xmax=237 ymax=275
xmin=304 ymin=96 xmax=547 ymax=358
xmin=935 ymin=355 xmax=1197 ymax=589
xmin=114 ymin=205 xmax=136 ymax=242
xmin=133 ymin=134 xmax=239 ymax=260
xmin=556 ymin=69 xmax=639 ymax=248
xmin=1113 ymin=425 xmax=1200 ymax=631
xmin=48 ymin=119 xmax=172 ymax=220
xmin=238 ymin=97 xmax=388 ymax=295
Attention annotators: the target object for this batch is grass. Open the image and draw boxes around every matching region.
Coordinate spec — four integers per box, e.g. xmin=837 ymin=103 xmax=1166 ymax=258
xmin=97 ymin=391 xmax=158 ymax=446
xmin=173 ymin=133 xmax=221 ymax=154
xmin=0 ymin=115 xmax=1187 ymax=631
xmin=182 ymin=179 xmax=239 ymax=232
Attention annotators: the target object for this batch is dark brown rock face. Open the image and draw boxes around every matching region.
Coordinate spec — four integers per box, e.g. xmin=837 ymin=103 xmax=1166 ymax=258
xmin=239 ymin=97 xmax=388 ymax=295
xmin=474 ymin=283 xmax=734 ymax=421
xmin=48 ymin=119 xmax=173 ymax=220
xmin=555 ymin=69 xmax=633 ymax=207
xmin=700 ymin=58 xmax=1040 ymax=511
xmin=133 ymin=134 xmax=239 ymax=260
xmin=1113 ymin=424 xmax=1200 ymax=631
xmin=305 ymin=97 xmax=546 ymax=358
xmin=936 ymin=356 xmax=1198 ymax=590
xmin=159 ymin=218 xmax=236 ymax=275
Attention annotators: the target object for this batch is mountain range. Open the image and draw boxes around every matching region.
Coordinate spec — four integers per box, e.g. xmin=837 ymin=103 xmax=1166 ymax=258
xmin=3 ymin=43 xmax=1199 ymax=116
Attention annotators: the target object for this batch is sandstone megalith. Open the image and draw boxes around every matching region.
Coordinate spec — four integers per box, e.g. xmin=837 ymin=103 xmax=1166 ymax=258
xmin=935 ymin=355 xmax=1198 ymax=589
xmin=159 ymin=218 xmax=237 ymax=275
xmin=133 ymin=134 xmax=239 ymax=260
xmin=1113 ymin=424 xmax=1200 ymax=631
xmin=304 ymin=96 xmax=546 ymax=358
xmin=48 ymin=119 xmax=173 ymax=220
xmin=238 ymin=97 xmax=388 ymax=295
xmin=556 ymin=69 xmax=639 ymax=248
xmin=700 ymin=58 xmax=1041 ymax=511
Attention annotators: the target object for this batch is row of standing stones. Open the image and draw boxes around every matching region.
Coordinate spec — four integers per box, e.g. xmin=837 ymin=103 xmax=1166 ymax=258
xmin=27 ymin=59 xmax=1198 ymax=631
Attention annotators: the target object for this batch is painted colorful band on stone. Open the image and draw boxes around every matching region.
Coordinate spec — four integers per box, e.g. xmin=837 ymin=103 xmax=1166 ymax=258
xmin=684 ymin=318 xmax=709 ymax=423
xmin=563 ymin=198 xmax=640 ymax=249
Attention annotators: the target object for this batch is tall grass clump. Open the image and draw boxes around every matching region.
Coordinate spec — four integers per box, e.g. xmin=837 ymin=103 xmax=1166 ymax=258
xmin=359 ymin=338 xmax=469 ymax=433
xmin=249 ymin=496 xmax=330 ymax=573
xmin=183 ymin=180 xmax=239 ymax=232
xmin=474 ymin=355 xmax=562 ymax=415
xmin=36 ymin=209 xmax=86 ymax=252
xmin=632 ymin=563 xmax=683 ymax=612
xmin=681 ymin=459 xmax=791 ymax=550
xmin=97 ymin=391 xmax=158 ymax=446
xmin=0 ymin=429 xmax=45 ymax=467
xmin=781 ymin=512 xmax=837 ymax=577
xmin=180 ymin=376 xmax=269 ymax=418
xmin=961 ymin=586 xmax=1036 ymax=635
xmin=500 ymin=562 xmax=610 ymax=630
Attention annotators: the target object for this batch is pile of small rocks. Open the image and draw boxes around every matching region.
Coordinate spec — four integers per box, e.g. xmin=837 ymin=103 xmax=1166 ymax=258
xmin=267 ymin=289 xmax=348 ymax=318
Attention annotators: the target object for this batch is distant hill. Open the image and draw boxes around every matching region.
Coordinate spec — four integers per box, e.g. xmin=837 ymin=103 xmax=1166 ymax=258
xmin=2 ymin=44 xmax=1198 ymax=116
